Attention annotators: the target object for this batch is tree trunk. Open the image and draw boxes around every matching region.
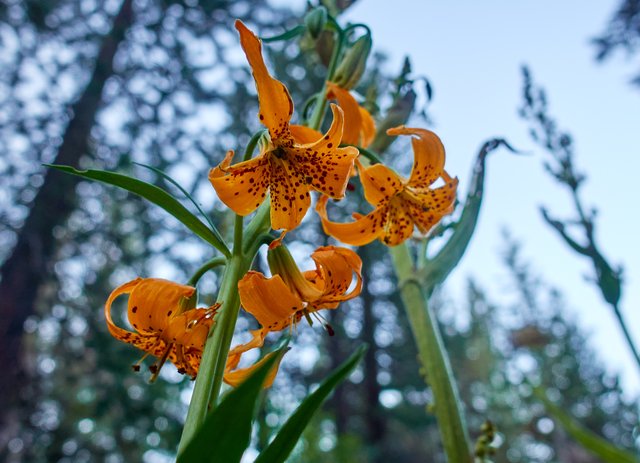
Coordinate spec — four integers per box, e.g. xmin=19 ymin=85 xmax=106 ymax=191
xmin=0 ymin=0 xmax=134 ymax=442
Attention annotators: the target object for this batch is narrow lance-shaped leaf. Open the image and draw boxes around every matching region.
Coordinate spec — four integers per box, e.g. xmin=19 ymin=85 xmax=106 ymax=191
xmin=533 ymin=387 xmax=639 ymax=463
xmin=133 ymin=162 xmax=224 ymax=242
xmin=48 ymin=165 xmax=230 ymax=257
xmin=421 ymin=139 xmax=520 ymax=297
xmin=177 ymin=344 xmax=288 ymax=463
xmin=255 ymin=345 xmax=367 ymax=463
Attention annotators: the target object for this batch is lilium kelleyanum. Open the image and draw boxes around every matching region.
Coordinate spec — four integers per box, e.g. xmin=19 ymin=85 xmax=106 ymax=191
xmin=317 ymin=126 xmax=458 ymax=246
xmin=209 ymin=21 xmax=359 ymax=231
xmin=105 ymin=277 xmax=277 ymax=387
xmin=105 ymin=278 xmax=218 ymax=381
xmin=228 ymin=246 xmax=362 ymax=361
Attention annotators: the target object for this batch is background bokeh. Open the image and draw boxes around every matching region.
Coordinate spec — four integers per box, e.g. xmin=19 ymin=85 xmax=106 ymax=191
xmin=1 ymin=1 xmax=638 ymax=462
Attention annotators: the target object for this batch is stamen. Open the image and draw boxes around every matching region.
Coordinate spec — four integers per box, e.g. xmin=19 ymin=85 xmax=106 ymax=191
xmin=148 ymin=343 xmax=173 ymax=383
xmin=131 ymin=352 xmax=152 ymax=372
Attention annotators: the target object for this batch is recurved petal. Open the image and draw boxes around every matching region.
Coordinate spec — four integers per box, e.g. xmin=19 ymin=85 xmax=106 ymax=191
xmin=209 ymin=150 xmax=270 ymax=216
xmin=126 ymin=278 xmax=196 ymax=335
xmin=310 ymin=246 xmax=362 ymax=305
xmin=326 ymin=82 xmax=362 ymax=146
xmin=235 ymin=20 xmax=294 ymax=142
xmin=387 ymin=126 xmax=446 ymax=188
xmin=357 ymin=159 xmax=404 ymax=206
xmin=359 ymin=106 xmax=376 ymax=148
xmin=104 ymin=278 xmax=143 ymax=341
xmin=224 ymin=349 xmax=284 ymax=389
xmin=290 ymin=124 xmax=322 ymax=144
xmin=226 ymin=329 xmax=268 ymax=373
xmin=293 ymin=104 xmax=359 ymax=199
xmin=381 ymin=197 xmax=415 ymax=246
xmin=238 ymin=271 xmax=304 ymax=332
xmin=268 ymin=157 xmax=311 ymax=231
xmin=164 ymin=306 xmax=216 ymax=350
xmin=402 ymin=177 xmax=458 ymax=233
xmin=316 ymin=195 xmax=388 ymax=246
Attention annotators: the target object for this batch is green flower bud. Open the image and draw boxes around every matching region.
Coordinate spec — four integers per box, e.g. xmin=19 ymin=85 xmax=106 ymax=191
xmin=332 ymin=33 xmax=372 ymax=90
xmin=304 ymin=6 xmax=328 ymax=39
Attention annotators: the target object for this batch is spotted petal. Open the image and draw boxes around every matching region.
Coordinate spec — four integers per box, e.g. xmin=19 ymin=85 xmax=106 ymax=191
xmin=309 ymin=246 xmax=363 ymax=306
xmin=381 ymin=197 xmax=415 ymax=246
xmin=357 ymin=160 xmax=404 ymax=206
xmin=209 ymin=150 xmax=270 ymax=216
xmin=293 ymin=104 xmax=359 ymax=199
xmin=238 ymin=271 xmax=305 ymax=332
xmin=387 ymin=126 xmax=446 ymax=188
xmin=236 ymin=20 xmax=293 ymax=143
xmin=316 ymin=195 xmax=388 ymax=246
xmin=268 ymin=157 xmax=311 ymax=230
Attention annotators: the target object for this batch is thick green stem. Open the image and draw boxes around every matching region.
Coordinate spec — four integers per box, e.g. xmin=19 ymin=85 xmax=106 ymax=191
xmin=178 ymin=201 xmax=271 ymax=455
xmin=390 ymin=243 xmax=471 ymax=462
xmin=178 ymin=254 xmax=248 ymax=454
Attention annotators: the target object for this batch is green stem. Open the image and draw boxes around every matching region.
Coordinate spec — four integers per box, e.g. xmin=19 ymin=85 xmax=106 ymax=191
xmin=178 ymin=201 xmax=272 ymax=456
xmin=390 ymin=243 xmax=471 ymax=462
xmin=308 ymin=29 xmax=345 ymax=131
xmin=187 ymin=257 xmax=227 ymax=286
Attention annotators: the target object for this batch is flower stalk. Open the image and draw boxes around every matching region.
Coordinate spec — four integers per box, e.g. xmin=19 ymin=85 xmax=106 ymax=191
xmin=390 ymin=243 xmax=472 ymax=462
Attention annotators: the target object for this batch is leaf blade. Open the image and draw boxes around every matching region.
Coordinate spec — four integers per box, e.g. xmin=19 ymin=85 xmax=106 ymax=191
xmin=177 ymin=345 xmax=287 ymax=463
xmin=254 ymin=345 xmax=367 ymax=463
xmin=48 ymin=165 xmax=230 ymax=257
xmin=534 ymin=387 xmax=639 ymax=463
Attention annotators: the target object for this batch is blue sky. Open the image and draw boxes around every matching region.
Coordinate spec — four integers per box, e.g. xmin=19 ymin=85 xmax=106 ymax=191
xmin=337 ymin=1 xmax=640 ymax=393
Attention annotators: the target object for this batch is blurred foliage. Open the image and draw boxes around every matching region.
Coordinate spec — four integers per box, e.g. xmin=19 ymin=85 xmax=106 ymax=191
xmin=593 ymin=0 xmax=640 ymax=86
xmin=1 ymin=1 xmax=638 ymax=462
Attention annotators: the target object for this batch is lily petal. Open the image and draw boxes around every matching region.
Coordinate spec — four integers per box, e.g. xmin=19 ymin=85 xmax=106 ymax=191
xmin=326 ymin=82 xmax=362 ymax=146
xmin=268 ymin=157 xmax=311 ymax=230
xmin=359 ymin=106 xmax=376 ymax=147
xmin=382 ymin=197 xmax=415 ymax=246
xmin=387 ymin=126 xmax=445 ymax=188
xmin=209 ymin=150 xmax=270 ymax=216
xmin=310 ymin=246 xmax=363 ymax=305
xmin=290 ymin=124 xmax=323 ymax=144
xmin=293 ymin=104 xmax=359 ymax=199
xmin=316 ymin=195 xmax=388 ymax=246
xmin=236 ymin=20 xmax=294 ymax=142
xmin=224 ymin=349 xmax=284 ymax=389
xmin=357 ymin=159 xmax=404 ymax=206
xmin=238 ymin=271 xmax=304 ymax=331
xmin=125 ymin=278 xmax=195 ymax=335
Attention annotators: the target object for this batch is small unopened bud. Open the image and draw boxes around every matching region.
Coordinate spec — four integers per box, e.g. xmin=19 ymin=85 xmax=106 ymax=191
xmin=304 ymin=6 xmax=328 ymax=39
xmin=332 ymin=33 xmax=372 ymax=90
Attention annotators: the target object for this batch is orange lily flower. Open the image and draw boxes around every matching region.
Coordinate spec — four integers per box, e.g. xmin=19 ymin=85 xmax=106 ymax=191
xmin=105 ymin=278 xmax=218 ymax=381
xmin=316 ymin=126 xmax=458 ymax=246
xmin=326 ymin=81 xmax=375 ymax=147
xmin=229 ymin=246 xmax=362 ymax=360
xmin=105 ymin=277 xmax=276 ymax=387
xmin=209 ymin=21 xmax=359 ymax=231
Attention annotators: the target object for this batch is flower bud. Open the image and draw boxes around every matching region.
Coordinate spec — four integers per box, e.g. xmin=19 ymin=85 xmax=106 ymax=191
xmin=332 ymin=33 xmax=372 ymax=90
xmin=304 ymin=6 xmax=328 ymax=39
xmin=267 ymin=244 xmax=323 ymax=302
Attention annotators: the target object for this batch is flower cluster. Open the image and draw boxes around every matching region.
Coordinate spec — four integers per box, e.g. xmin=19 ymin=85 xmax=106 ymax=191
xmin=104 ymin=20 xmax=457 ymax=386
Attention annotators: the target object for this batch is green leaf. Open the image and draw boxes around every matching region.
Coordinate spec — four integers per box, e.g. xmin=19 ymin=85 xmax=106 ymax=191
xmin=421 ymin=139 xmax=521 ymax=297
xmin=133 ymin=162 xmax=224 ymax=244
xmin=254 ymin=345 xmax=367 ymax=463
xmin=48 ymin=165 xmax=230 ymax=257
xmin=534 ymin=387 xmax=639 ymax=463
xmin=177 ymin=345 xmax=287 ymax=463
